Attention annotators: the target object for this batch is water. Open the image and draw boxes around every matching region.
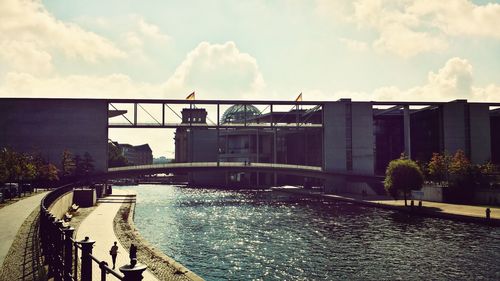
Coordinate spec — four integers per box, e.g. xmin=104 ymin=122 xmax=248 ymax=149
xmin=116 ymin=185 xmax=500 ymax=280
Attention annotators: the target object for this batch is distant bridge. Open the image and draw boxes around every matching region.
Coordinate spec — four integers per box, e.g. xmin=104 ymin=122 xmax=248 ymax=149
xmin=105 ymin=162 xmax=383 ymax=181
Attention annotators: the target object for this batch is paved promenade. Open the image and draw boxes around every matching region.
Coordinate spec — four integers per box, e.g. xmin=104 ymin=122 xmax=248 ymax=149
xmin=274 ymin=186 xmax=500 ymax=224
xmin=76 ymin=190 xmax=158 ymax=281
xmin=0 ymin=192 xmax=48 ymax=267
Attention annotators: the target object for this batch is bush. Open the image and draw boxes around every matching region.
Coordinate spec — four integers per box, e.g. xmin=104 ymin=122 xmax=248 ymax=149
xmin=384 ymin=158 xmax=424 ymax=206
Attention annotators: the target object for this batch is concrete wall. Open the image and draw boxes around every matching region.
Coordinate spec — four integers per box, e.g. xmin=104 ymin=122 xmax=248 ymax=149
xmin=0 ymin=99 xmax=108 ymax=172
xmin=351 ymin=102 xmax=375 ymax=174
xmin=73 ymin=189 xmax=96 ymax=207
xmin=474 ymin=189 xmax=500 ymax=206
xmin=323 ymin=101 xmax=375 ymax=175
xmin=420 ymin=185 xmax=444 ymax=202
xmin=323 ymin=102 xmax=346 ymax=172
xmin=469 ymin=104 xmax=491 ymax=164
xmin=48 ymin=191 xmax=74 ymax=219
xmin=188 ymin=129 xmax=224 ymax=185
xmin=442 ymin=101 xmax=467 ymax=156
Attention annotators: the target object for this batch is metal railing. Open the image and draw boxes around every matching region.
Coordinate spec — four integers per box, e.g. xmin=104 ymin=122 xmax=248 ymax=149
xmin=108 ymin=161 xmax=323 ymax=172
xmin=40 ymin=183 xmax=147 ymax=281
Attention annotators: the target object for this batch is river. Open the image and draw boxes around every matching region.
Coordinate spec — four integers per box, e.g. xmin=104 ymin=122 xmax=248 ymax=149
xmin=115 ymin=185 xmax=500 ymax=280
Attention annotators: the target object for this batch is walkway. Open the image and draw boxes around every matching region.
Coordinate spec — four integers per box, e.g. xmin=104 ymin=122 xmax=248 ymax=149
xmin=0 ymin=192 xmax=48 ymax=267
xmin=274 ymin=186 xmax=500 ymax=224
xmin=76 ymin=190 xmax=158 ymax=281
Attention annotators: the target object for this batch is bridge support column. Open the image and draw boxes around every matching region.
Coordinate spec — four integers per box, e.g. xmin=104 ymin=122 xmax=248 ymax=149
xmin=404 ymin=105 xmax=411 ymax=159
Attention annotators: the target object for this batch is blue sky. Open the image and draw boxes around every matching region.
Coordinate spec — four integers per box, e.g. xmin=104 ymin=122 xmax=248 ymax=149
xmin=1 ymin=0 xmax=500 ymax=156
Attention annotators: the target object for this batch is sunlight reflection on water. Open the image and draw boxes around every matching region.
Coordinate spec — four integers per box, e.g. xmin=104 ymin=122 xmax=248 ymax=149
xmin=116 ymin=185 xmax=500 ymax=281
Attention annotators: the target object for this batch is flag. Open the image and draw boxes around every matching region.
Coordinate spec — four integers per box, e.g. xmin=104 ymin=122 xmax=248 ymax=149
xmin=295 ymin=93 xmax=302 ymax=102
xmin=186 ymin=92 xmax=195 ymax=100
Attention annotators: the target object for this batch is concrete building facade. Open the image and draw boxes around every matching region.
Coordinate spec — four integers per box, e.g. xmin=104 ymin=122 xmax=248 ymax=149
xmin=0 ymin=99 xmax=108 ymax=172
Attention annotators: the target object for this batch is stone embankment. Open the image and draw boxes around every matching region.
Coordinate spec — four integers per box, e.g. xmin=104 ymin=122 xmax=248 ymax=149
xmin=113 ymin=198 xmax=204 ymax=281
xmin=274 ymin=186 xmax=500 ymax=226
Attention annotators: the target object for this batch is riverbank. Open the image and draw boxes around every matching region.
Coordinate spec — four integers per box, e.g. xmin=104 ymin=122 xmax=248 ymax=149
xmin=113 ymin=196 xmax=204 ymax=281
xmin=274 ymin=186 xmax=500 ymax=226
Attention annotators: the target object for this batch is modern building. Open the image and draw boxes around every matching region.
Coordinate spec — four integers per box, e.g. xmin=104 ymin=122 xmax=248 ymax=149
xmin=113 ymin=142 xmax=153 ymax=165
xmin=1 ymin=98 xmax=499 ymax=190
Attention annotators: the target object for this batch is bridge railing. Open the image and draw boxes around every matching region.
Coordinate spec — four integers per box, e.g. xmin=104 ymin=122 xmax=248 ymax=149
xmin=40 ymin=183 xmax=146 ymax=281
xmin=108 ymin=162 xmax=323 ymax=172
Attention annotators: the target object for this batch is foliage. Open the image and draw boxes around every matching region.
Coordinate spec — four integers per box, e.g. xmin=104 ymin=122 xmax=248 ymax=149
xmin=427 ymin=152 xmax=450 ymax=184
xmin=39 ymin=163 xmax=60 ymax=182
xmin=384 ymin=157 xmax=424 ymax=206
xmin=108 ymin=143 xmax=128 ymax=167
xmin=449 ymin=150 xmax=471 ymax=177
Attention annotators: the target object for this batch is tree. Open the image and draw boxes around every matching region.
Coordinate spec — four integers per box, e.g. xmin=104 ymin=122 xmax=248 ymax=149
xmin=384 ymin=158 xmax=424 ymax=206
xmin=427 ymin=152 xmax=450 ymax=184
xmin=449 ymin=150 xmax=470 ymax=177
xmin=61 ymin=149 xmax=76 ymax=177
xmin=39 ymin=163 xmax=60 ymax=182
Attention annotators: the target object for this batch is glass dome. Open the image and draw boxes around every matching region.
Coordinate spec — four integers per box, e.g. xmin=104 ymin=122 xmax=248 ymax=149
xmin=221 ymin=104 xmax=261 ymax=124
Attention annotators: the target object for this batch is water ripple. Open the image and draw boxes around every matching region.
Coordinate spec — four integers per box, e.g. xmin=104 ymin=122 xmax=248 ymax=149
xmin=117 ymin=185 xmax=500 ymax=281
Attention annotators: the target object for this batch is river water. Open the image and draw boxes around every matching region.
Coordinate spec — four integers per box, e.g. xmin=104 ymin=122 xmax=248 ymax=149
xmin=116 ymin=185 xmax=500 ymax=280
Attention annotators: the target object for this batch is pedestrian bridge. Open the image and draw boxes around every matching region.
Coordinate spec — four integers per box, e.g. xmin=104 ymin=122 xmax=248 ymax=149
xmin=106 ymin=162 xmax=381 ymax=181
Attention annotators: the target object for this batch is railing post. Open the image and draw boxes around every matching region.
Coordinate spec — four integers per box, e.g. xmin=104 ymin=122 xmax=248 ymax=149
xmin=74 ymin=243 xmax=78 ymax=281
xmin=54 ymin=220 xmax=65 ymax=281
xmin=77 ymin=236 xmax=95 ymax=281
xmin=119 ymin=263 xmax=147 ymax=281
xmin=63 ymin=227 xmax=74 ymax=281
xmin=100 ymin=261 xmax=108 ymax=281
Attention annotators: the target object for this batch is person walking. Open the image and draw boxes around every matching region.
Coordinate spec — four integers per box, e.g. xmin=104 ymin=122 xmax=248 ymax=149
xmin=109 ymin=241 xmax=119 ymax=269
xmin=130 ymin=243 xmax=138 ymax=266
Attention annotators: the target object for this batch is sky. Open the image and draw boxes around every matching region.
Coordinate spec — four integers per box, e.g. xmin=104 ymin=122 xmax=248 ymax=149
xmin=1 ymin=0 xmax=500 ymax=157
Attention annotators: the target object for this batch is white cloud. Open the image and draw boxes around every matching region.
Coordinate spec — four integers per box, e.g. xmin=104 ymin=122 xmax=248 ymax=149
xmin=136 ymin=16 xmax=170 ymax=43
xmin=0 ymin=72 xmax=161 ymax=99
xmin=0 ymin=41 xmax=53 ymax=74
xmin=339 ymin=37 xmax=369 ymax=52
xmin=0 ymin=41 xmax=266 ymax=101
xmin=309 ymin=57 xmax=499 ymax=102
xmin=317 ymin=0 xmax=500 ymax=57
xmin=164 ymin=41 xmax=266 ymax=99
xmin=0 ymin=0 xmax=126 ymax=73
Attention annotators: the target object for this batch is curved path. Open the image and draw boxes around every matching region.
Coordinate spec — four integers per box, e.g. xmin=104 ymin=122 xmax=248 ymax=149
xmin=76 ymin=190 xmax=158 ymax=281
xmin=0 ymin=192 xmax=48 ymax=267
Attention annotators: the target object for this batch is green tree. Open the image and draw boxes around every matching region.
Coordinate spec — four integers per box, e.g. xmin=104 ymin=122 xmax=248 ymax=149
xmin=384 ymin=158 xmax=424 ymax=206
xmin=427 ymin=152 xmax=450 ymax=184
xmin=449 ymin=150 xmax=470 ymax=177
xmin=61 ymin=149 xmax=76 ymax=177
xmin=40 ymin=163 xmax=60 ymax=182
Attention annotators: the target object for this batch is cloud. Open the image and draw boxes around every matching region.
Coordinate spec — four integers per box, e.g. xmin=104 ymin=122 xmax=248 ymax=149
xmin=317 ymin=0 xmax=500 ymax=57
xmin=339 ymin=37 xmax=369 ymax=52
xmin=135 ymin=16 xmax=170 ymax=43
xmin=0 ymin=41 xmax=53 ymax=74
xmin=309 ymin=57 xmax=499 ymax=102
xmin=164 ymin=41 xmax=266 ymax=99
xmin=0 ymin=0 xmax=126 ymax=73
xmin=0 ymin=72 xmax=161 ymax=99
xmin=0 ymin=41 xmax=266 ymax=101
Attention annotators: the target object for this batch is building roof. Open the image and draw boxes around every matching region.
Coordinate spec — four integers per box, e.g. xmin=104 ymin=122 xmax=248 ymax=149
xmin=221 ymin=104 xmax=261 ymax=124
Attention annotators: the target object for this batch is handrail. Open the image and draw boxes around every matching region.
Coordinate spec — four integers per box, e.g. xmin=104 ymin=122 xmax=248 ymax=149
xmin=109 ymin=162 xmax=323 ymax=172
xmin=39 ymin=182 xmax=146 ymax=281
